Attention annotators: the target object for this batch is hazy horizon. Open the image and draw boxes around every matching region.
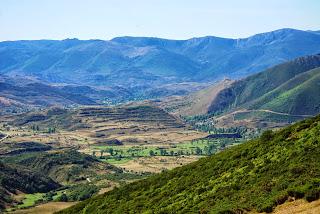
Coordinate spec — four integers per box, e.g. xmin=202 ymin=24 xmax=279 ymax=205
xmin=1 ymin=0 xmax=320 ymax=42
xmin=1 ymin=28 xmax=319 ymax=42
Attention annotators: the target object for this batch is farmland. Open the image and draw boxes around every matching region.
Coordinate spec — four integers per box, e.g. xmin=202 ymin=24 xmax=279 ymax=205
xmin=0 ymin=104 xmax=250 ymax=212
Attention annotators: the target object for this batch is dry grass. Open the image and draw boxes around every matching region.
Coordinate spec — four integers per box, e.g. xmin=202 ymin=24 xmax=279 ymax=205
xmin=248 ymin=199 xmax=320 ymax=214
xmin=116 ymin=156 xmax=201 ymax=173
xmin=8 ymin=202 xmax=76 ymax=214
xmin=272 ymin=199 xmax=320 ymax=214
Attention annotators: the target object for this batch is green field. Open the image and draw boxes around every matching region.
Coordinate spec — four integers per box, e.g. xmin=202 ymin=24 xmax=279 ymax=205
xmin=17 ymin=193 xmax=45 ymax=209
xmin=6 ymin=193 xmax=45 ymax=212
xmin=91 ymin=138 xmax=243 ymax=163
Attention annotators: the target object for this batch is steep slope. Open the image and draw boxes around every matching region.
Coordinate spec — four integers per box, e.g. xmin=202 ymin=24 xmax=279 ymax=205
xmin=59 ymin=115 xmax=320 ymax=214
xmin=250 ymin=67 xmax=320 ymax=115
xmin=159 ymin=79 xmax=234 ymax=116
xmin=208 ymin=54 xmax=320 ymax=116
xmin=1 ymin=29 xmax=320 ymax=87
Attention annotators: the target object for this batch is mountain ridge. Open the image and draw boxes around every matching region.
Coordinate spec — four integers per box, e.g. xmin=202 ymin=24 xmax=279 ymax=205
xmin=1 ymin=28 xmax=320 ymax=88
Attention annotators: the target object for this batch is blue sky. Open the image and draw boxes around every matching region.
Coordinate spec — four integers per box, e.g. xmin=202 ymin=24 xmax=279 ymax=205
xmin=0 ymin=0 xmax=319 ymax=41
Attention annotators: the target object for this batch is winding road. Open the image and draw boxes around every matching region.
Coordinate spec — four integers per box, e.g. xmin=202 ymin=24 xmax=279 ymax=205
xmin=0 ymin=133 xmax=9 ymax=142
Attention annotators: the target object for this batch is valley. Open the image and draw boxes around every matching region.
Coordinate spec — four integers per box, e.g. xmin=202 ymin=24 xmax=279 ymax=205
xmin=1 ymin=54 xmax=320 ymax=212
xmin=59 ymin=114 xmax=320 ymax=214
xmin=0 ymin=19 xmax=320 ymax=213
xmin=0 ymin=103 xmax=247 ymax=213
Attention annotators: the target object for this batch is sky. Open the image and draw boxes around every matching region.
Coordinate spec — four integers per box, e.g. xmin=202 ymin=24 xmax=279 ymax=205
xmin=0 ymin=0 xmax=319 ymax=41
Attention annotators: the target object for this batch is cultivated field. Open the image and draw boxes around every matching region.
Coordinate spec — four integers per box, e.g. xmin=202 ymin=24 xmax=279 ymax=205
xmin=0 ymin=104 xmax=246 ymax=213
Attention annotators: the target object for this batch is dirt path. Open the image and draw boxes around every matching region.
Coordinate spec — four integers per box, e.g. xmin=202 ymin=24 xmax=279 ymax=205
xmin=0 ymin=133 xmax=8 ymax=142
xmin=258 ymin=109 xmax=313 ymax=117
xmin=216 ymin=109 xmax=312 ymax=121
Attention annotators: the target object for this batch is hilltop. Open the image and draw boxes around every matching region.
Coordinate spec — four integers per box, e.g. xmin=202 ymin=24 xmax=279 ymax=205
xmin=59 ymin=114 xmax=320 ymax=213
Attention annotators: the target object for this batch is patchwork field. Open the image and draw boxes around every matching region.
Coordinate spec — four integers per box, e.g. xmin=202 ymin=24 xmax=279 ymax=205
xmin=0 ymin=104 xmax=249 ymax=213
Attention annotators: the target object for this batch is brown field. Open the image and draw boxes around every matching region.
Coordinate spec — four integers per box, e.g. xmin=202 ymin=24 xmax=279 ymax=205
xmin=272 ymin=199 xmax=320 ymax=214
xmin=0 ymin=104 xmax=207 ymax=178
xmin=116 ymin=156 xmax=201 ymax=173
xmin=248 ymin=199 xmax=320 ymax=214
xmin=0 ymin=104 xmax=205 ymax=151
xmin=8 ymin=202 xmax=76 ymax=214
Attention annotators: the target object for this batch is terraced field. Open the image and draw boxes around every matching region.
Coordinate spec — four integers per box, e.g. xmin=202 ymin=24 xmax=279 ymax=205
xmin=0 ymin=104 xmax=206 ymax=172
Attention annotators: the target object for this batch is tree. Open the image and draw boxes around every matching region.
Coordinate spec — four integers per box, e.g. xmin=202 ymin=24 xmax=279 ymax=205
xmin=160 ymin=149 xmax=167 ymax=156
xmin=208 ymin=144 xmax=216 ymax=155
xmin=149 ymin=150 xmax=155 ymax=156
xmin=108 ymin=148 xmax=114 ymax=156
xmin=48 ymin=127 xmax=56 ymax=133
xmin=195 ymin=147 xmax=202 ymax=155
xmin=58 ymin=193 xmax=68 ymax=202
xmin=261 ymin=130 xmax=273 ymax=142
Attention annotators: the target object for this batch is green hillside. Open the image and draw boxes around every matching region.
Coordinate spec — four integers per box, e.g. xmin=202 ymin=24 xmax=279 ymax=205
xmin=255 ymin=67 xmax=320 ymax=115
xmin=0 ymin=162 xmax=60 ymax=209
xmin=3 ymin=150 xmax=120 ymax=184
xmin=208 ymin=54 xmax=320 ymax=115
xmin=59 ymin=115 xmax=320 ymax=214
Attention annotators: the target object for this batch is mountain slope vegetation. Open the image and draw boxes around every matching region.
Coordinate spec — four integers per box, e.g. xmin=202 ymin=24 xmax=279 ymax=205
xmin=59 ymin=114 xmax=320 ymax=214
xmin=250 ymin=67 xmax=320 ymax=115
xmin=208 ymin=54 xmax=320 ymax=115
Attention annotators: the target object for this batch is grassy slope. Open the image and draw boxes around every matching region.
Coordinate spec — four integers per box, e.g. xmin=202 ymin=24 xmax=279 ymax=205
xmin=208 ymin=54 xmax=320 ymax=115
xmin=59 ymin=115 xmax=320 ymax=214
xmin=259 ymin=68 xmax=320 ymax=115
xmin=249 ymin=68 xmax=320 ymax=114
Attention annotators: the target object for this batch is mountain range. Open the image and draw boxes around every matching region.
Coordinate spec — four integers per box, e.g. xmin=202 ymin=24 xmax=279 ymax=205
xmin=1 ymin=28 xmax=320 ymax=88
